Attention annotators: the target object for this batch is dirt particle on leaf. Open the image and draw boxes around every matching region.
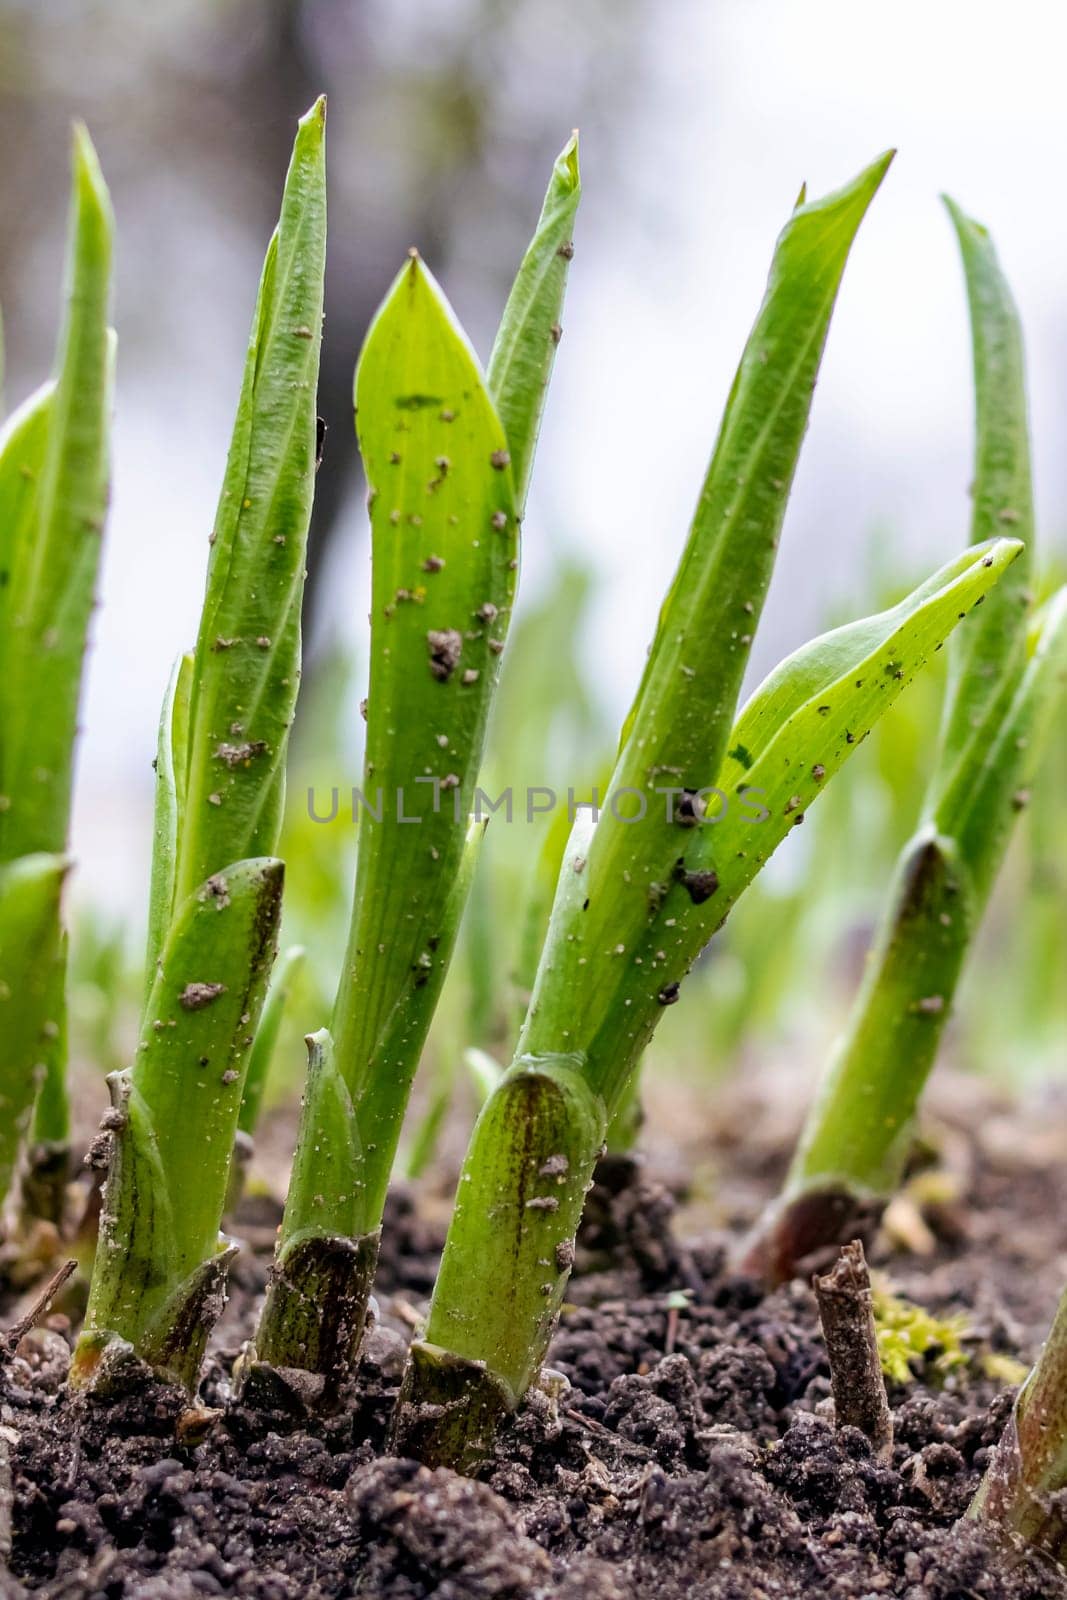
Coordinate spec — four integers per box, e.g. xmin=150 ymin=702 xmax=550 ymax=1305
xmin=179 ymin=982 xmax=226 ymax=1011
xmin=675 ymin=790 xmax=705 ymax=827
xmin=422 ymin=554 xmax=445 ymax=573
xmin=215 ymin=740 xmax=268 ymax=768
xmin=675 ymin=864 xmax=719 ymax=905
xmin=427 ymin=629 xmax=463 ymax=681
xmin=539 ymin=1154 xmax=570 ymax=1179
xmin=199 ymin=874 xmax=230 ymax=907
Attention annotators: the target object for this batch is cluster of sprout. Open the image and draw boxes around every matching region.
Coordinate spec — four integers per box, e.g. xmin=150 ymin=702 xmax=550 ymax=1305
xmin=1 ymin=100 xmax=1065 ymax=1562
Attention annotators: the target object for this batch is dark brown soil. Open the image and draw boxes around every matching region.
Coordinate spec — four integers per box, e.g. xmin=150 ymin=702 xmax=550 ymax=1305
xmin=3 ymin=1080 xmax=1067 ymax=1599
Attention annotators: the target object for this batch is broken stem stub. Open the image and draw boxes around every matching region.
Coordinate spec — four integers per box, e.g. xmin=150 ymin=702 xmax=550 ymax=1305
xmin=813 ymin=1239 xmax=893 ymax=1461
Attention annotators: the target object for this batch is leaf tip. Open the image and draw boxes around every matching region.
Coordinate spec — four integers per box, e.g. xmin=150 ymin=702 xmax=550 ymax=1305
xmin=941 ymin=192 xmax=991 ymax=248
xmin=70 ymin=121 xmax=113 ymax=235
xmin=297 ymin=95 xmax=327 ymax=135
xmin=556 ymin=131 xmax=580 ymax=192
xmin=980 ymin=534 xmax=1025 ymax=572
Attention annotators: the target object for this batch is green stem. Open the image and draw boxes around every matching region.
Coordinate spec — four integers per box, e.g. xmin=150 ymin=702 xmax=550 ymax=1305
xmin=391 ymin=1052 xmax=605 ymax=1470
xmin=743 ymin=829 xmax=972 ymax=1281
xmin=746 ymin=586 xmax=1067 ymax=1280
xmin=72 ymin=859 xmax=283 ymax=1390
xmin=746 ymin=197 xmax=1066 ymax=1282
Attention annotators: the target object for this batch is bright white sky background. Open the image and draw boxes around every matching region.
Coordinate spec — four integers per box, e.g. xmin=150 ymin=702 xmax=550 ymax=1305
xmin=63 ymin=0 xmax=1067 ymax=908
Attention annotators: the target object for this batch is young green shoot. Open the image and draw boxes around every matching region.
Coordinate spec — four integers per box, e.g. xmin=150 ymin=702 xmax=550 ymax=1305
xmin=389 ymin=153 xmax=1020 ymax=1471
xmin=744 ymin=200 xmax=1067 ymax=1284
xmin=73 ymin=100 xmax=327 ymax=1390
xmin=391 ymin=157 xmax=1028 ymax=1471
xmin=250 ymin=139 xmax=581 ymax=1390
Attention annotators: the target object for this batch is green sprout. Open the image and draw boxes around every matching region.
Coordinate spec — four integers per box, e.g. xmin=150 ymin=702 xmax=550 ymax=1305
xmin=0 ymin=126 xmax=114 ymax=1217
xmin=388 ymin=152 xmax=1024 ymax=1472
xmin=744 ymin=200 xmax=1067 ymax=1285
xmin=249 ymin=138 xmax=581 ymax=1389
xmin=71 ymin=99 xmax=327 ymax=1390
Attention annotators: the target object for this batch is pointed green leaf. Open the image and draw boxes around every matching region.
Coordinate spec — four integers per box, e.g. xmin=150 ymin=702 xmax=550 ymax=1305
xmin=518 ymin=152 xmax=894 ymax=1080
xmin=931 ymin=198 xmax=1034 ymax=804
xmin=175 ymin=99 xmax=327 ymax=904
xmin=487 ymin=133 xmax=580 ymax=512
xmin=583 ymin=536 xmax=1021 ymax=1104
xmin=0 ymin=127 xmax=113 ymax=862
xmin=330 ymin=253 xmax=518 ymax=1211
